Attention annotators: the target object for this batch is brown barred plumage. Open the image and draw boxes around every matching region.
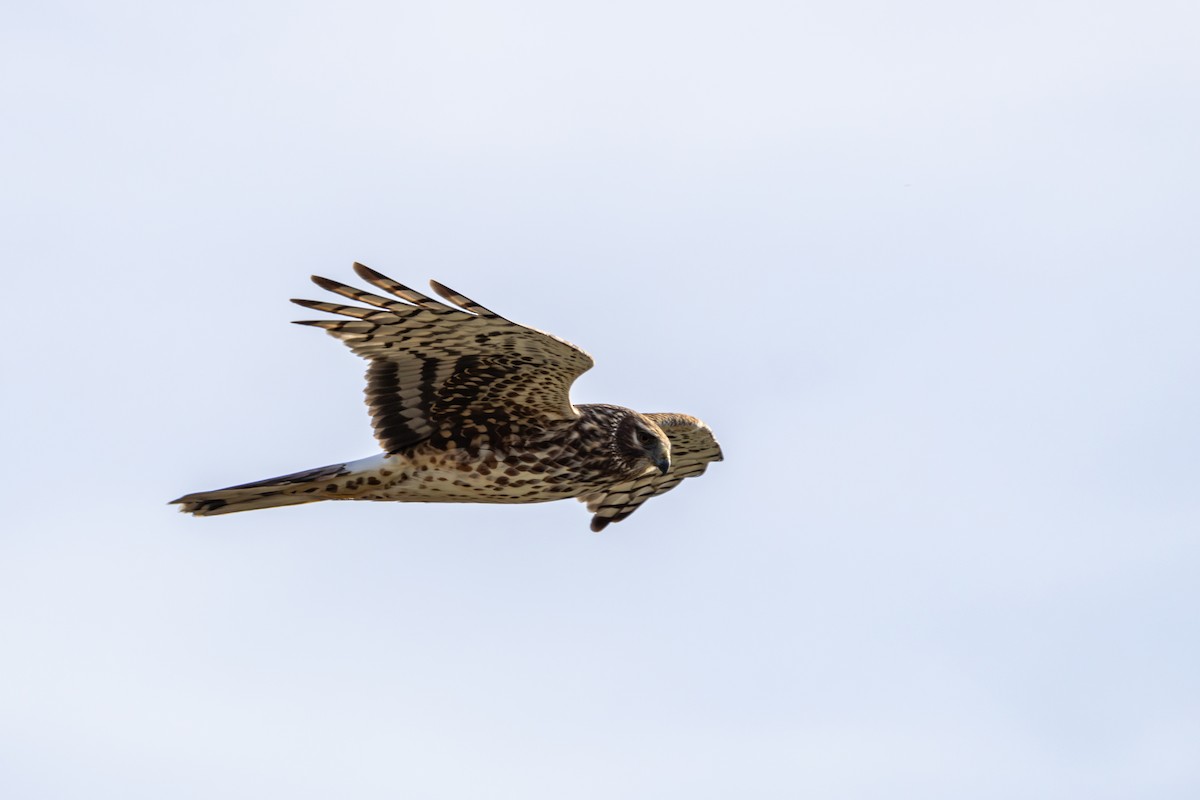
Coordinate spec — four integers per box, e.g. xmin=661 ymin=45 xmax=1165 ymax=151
xmin=171 ymin=264 xmax=723 ymax=531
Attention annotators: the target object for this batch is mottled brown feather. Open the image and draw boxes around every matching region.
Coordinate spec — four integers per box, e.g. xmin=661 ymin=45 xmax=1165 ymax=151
xmin=292 ymin=267 xmax=594 ymax=454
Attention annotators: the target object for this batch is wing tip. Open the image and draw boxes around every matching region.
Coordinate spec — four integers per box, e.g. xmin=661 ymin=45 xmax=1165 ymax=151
xmin=352 ymin=262 xmax=385 ymax=282
xmin=310 ymin=274 xmax=349 ymax=293
xmin=427 ymin=279 xmax=460 ymax=307
xmin=428 ymin=279 xmax=499 ymax=317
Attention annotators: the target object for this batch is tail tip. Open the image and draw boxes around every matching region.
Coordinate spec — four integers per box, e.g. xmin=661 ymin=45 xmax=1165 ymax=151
xmin=169 ymin=494 xmax=231 ymax=516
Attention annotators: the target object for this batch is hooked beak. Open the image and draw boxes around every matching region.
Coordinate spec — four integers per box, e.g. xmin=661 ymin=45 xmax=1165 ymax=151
xmin=645 ymin=437 xmax=671 ymax=475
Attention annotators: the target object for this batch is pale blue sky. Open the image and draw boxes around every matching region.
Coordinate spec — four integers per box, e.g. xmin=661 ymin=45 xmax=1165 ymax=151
xmin=2 ymin=1 xmax=1198 ymax=798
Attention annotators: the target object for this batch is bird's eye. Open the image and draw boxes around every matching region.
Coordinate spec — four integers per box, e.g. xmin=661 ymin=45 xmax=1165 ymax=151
xmin=636 ymin=430 xmax=652 ymax=445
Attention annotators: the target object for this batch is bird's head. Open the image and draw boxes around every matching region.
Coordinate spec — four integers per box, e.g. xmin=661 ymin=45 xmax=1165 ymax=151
xmin=615 ymin=413 xmax=672 ymax=476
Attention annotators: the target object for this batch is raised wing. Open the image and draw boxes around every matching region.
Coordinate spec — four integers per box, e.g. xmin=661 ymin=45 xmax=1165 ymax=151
xmin=581 ymin=413 xmax=723 ymax=532
xmin=292 ymin=264 xmax=594 ymax=454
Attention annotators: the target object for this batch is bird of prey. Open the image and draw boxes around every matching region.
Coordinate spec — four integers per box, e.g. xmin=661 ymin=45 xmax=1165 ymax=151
xmin=172 ymin=264 xmax=723 ymax=531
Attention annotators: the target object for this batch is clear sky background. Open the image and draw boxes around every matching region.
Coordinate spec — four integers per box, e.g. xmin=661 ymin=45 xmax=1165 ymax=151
xmin=3 ymin=1 xmax=1198 ymax=797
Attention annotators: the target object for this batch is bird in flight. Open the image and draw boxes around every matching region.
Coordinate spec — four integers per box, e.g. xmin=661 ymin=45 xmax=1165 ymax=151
xmin=172 ymin=264 xmax=723 ymax=531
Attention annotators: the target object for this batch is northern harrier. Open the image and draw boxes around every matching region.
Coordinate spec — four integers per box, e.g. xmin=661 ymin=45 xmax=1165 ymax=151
xmin=172 ymin=264 xmax=723 ymax=531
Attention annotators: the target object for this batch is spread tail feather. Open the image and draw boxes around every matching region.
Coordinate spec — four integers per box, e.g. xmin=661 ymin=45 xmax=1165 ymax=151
xmin=171 ymin=462 xmax=351 ymax=516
